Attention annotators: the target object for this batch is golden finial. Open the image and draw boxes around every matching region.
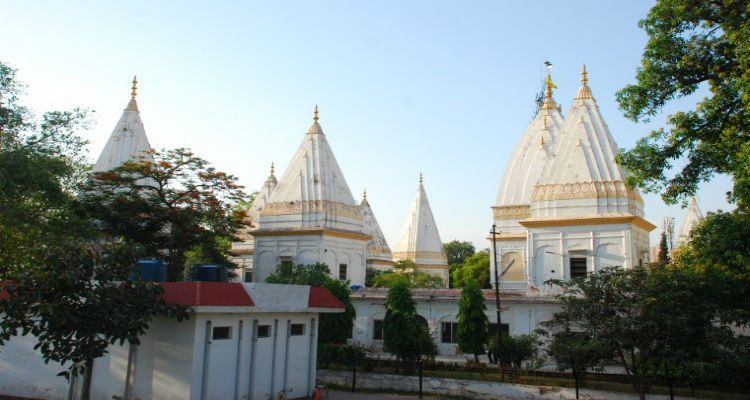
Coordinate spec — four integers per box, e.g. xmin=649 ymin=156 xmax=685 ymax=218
xmin=543 ymin=72 xmax=557 ymax=111
xmin=581 ymin=64 xmax=588 ymax=87
xmin=270 ymin=162 xmax=275 ymax=176
xmin=363 ymin=188 xmax=367 ymax=199
xmin=419 ymin=172 xmax=423 ymax=184
xmin=131 ymin=75 xmax=138 ymax=99
xmin=313 ymin=104 xmax=319 ymax=123
xmin=540 ymin=136 xmax=545 ymax=146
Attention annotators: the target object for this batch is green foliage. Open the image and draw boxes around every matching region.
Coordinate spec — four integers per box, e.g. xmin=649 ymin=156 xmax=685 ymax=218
xmin=382 ymin=280 xmax=437 ymax=361
xmin=673 ymin=209 xmax=750 ymax=325
xmin=0 ymin=242 xmax=189 ymax=387
xmin=489 ymin=333 xmax=542 ymax=370
xmin=658 ymin=231 xmax=670 ymax=263
xmin=616 ymin=0 xmax=750 ymax=209
xmin=545 ymin=330 xmax=607 ymax=398
xmin=317 ymin=343 xmax=369 ymax=368
xmin=372 ymin=259 xmax=444 ymax=289
xmin=451 ymin=250 xmax=490 ymax=288
xmin=443 ymin=240 xmax=475 ymax=266
xmin=456 ymin=280 xmax=489 ymax=362
xmin=82 ymin=148 xmax=248 ymax=280
xmin=545 ymin=265 xmax=742 ymax=399
xmin=365 ymin=266 xmax=379 ymax=287
xmin=265 ymin=263 xmax=355 ymax=344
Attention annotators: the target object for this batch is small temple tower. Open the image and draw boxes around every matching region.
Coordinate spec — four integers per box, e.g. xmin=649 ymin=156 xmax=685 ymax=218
xmin=393 ymin=174 xmax=449 ymax=285
xmin=677 ymin=197 xmax=703 ymax=245
xmin=251 ymin=106 xmax=370 ymax=285
xmin=93 ymin=76 xmax=153 ymax=172
xmin=360 ymin=190 xmax=394 ymax=271
xmin=229 ymin=163 xmax=278 ymax=281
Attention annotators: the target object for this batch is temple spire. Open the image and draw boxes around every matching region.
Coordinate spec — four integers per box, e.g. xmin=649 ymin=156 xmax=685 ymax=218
xmin=575 ymin=64 xmax=594 ymax=100
xmin=542 ymin=72 xmax=557 ymax=110
xmin=313 ymin=104 xmax=319 ymax=122
xmin=363 ymin=188 xmax=367 ymax=199
xmin=126 ymin=76 xmax=139 ymax=111
xmin=270 ymin=162 xmax=275 ymax=176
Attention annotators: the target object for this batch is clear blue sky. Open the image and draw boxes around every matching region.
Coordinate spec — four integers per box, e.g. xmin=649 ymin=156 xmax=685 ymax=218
xmin=0 ymin=1 xmax=734 ymax=249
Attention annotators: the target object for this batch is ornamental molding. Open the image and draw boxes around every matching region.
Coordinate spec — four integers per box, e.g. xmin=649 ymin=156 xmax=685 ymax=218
xmin=530 ymin=181 xmax=643 ymax=204
xmin=260 ymin=200 xmax=364 ymax=221
xmin=367 ymin=244 xmax=393 ymax=256
xmin=492 ymin=205 xmax=531 ymax=220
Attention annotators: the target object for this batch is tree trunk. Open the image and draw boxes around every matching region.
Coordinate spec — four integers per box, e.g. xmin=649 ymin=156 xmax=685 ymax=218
xmin=474 ymin=353 xmax=479 ymax=364
xmin=573 ymin=370 xmax=580 ymax=400
xmin=81 ymin=358 xmax=94 ymax=400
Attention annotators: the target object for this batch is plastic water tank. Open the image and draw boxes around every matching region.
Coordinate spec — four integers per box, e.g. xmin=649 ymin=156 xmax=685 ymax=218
xmin=132 ymin=260 xmax=167 ymax=282
xmin=192 ymin=264 xmax=227 ymax=282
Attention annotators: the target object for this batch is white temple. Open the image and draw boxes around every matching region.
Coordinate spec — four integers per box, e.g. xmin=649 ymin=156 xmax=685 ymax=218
xmin=92 ymin=77 xmax=153 ymax=173
xmin=677 ymin=197 xmax=703 ymax=245
xmin=392 ymin=174 xmax=449 ymax=285
xmin=491 ymin=66 xmax=655 ymax=293
xmin=251 ymin=107 xmax=372 ymax=285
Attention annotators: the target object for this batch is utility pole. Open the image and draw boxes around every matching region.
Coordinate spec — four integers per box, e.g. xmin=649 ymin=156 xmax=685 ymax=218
xmin=490 ymin=224 xmax=502 ymax=353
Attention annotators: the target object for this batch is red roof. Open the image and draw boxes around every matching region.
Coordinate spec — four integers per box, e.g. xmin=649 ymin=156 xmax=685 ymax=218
xmin=308 ymin=286 xmax=345 ymax=309
xmin=158 ymin=282 xmax=255 ymax=307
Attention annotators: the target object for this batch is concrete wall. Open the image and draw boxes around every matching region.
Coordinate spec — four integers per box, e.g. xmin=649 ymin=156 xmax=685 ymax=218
xmin=317 ymin=369 xmax=694 ymax=400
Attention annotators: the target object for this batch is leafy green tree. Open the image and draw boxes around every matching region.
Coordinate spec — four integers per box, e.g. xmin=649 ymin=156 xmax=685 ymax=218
xmin=365 ymin=266 xmax=379 ymax=287
xmin=443 ymin=240 xmax=475 ymax=266
xmin=372 ymin=259 xmax=444 ymax=289
xmin=444 ymin=240 xmax=475 ymax=287
xmin=456 ymin=280 xmax=489 ymax=363
xmin=658 ymin=231 xmax=670 ymax=263
xmin=83 ymin=148 xmax=248 ymax=281
xmin=265 ymin=263 xmax=355 ymax=344
xmin=0 ymin=62 xmax=188 ymax=399
xmin=546 ymin=265 xmax=736 ymax=400
xmin=451 ymin=250 xmax=490 ymax=288
xmin=489 ymin=333 xmax=541 ymax=370
xmin=544 ymin=330 xmax=607 ymax=400
xmin=616 ymin=0 xmax=750 ymax=209
xmin=1 ymin=242 xmax=188 ymax=399
xmin=382 ymin=280 xmax=436 ymax=361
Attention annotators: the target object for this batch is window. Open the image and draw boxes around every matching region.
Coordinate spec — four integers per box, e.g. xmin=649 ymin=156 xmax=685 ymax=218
xmin=290 ymin=323 xmax=305 ymax=336
xmin=570 ymin=257 xmax=587 ymax=279
xmin=243 ymin=270 xmax=253 ymax=282
xmin=488 ymin=323 xmax=510 ymax=337
xmin=339 ymin=264 xmax=347 ymax=280
xmin=257 ymin=324 xmax=271 ymax=338
xmin=279 ymin=256 xmax=293 ymax=265
xmin=373 ymin=319 xmax=384 ymax=340
xmin=441 ymin=322 xmax=458 ymax=343
xmin=212 ymin=326 xmax=232 ymax=340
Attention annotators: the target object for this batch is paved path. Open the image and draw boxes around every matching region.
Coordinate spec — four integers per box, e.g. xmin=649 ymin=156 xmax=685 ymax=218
xmin=325 ymin=389 xmax=444 ymax=400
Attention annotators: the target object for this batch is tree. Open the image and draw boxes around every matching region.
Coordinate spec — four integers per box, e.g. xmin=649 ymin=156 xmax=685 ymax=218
xmin=382 ymin=280 xmax=436 ymax=361
xmin=265 ymin=263 xmax=355 ymax=344
xmin=443 ymin=240 xmax=475 ymax=266
xmin=489 ymin=333 xmax=541 ymax=370
xmin=616 ymin=0 xmax=750 ymax=210
xmin=83 ymin=148 xmax=248 ymax=281
xmin=451 ymin=250 xmax=490 ymax=288
xmin=456 ymin=280 xmax=489 ymax=363
xmin=372 ymin=259 xmax=444 ymax=289
xmin=544 ymin=330 xmax=607 ymax=400
xmin=546 ymin=265 xmax=735 ymax=400
xmin=658 ymin=231 xmax=670 ymax=263
xmin=0 ymin=242 xmax=188 ymax=399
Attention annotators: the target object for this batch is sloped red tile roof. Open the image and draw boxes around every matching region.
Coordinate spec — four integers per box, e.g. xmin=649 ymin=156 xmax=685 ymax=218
xmin=158 ymin=282 xmax=255 ymax=306
xmin=308 ymin=286 xmax=345 ymax=309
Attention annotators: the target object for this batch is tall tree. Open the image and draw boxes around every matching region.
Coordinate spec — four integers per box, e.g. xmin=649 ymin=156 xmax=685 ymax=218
xmin=265 ymin=263 xmax=355 ymax=344
xmin=456 ymin=280 xmax=489 ymax=363
xmin=83 ymin=148 xmax=248 ymax=280
xmin=382 ymin=280 xmax=436 ymax=361
xmin=658 ymin=231 xmax=670 ymax=263
xmin=616 ymin=0 xmax=750 ymax=209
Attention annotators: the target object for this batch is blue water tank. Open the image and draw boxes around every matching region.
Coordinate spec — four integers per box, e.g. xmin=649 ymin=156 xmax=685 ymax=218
xmin=192 ymin=264 xmax=227 ymax=282
xmin=131 ymin=260 xmax=167 ymax=282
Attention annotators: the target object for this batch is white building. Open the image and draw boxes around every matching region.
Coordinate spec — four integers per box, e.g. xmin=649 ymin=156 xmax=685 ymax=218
xmin=677 ymin=197 xmax=703 ymax=245
xmin=491 ymin=66 xmax=655 ymax=294
xmin=0 ymin=282 xmax=344 ymax=400
xmin=251 ymin=107 xmax=373 ymax=286
xmin=360 ymin=190 xmax=395 ymax=272
xmin=392 ymin=174 xmax=450 ymax=285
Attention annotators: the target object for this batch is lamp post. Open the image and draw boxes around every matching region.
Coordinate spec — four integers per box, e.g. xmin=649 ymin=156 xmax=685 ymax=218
xmin=490 ymin=224 xmax=502 ymax=354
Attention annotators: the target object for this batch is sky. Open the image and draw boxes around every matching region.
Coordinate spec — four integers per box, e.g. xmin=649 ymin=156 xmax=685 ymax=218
xmin=0 ymin=1 xmax=735 ymax=250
